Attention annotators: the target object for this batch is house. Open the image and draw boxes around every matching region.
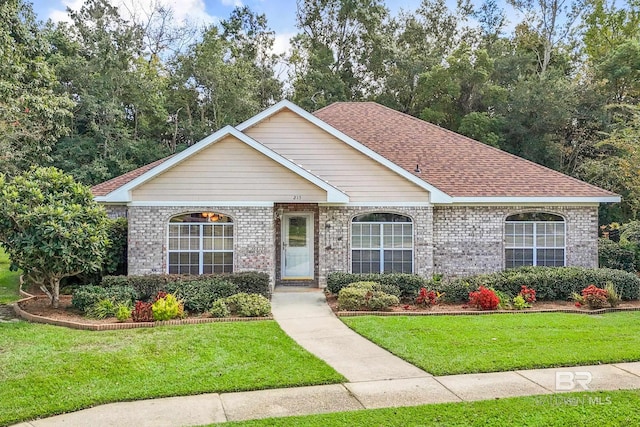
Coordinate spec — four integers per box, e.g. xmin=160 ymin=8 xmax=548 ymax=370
xmin=92 ymin=100 xmax=620 ymax=288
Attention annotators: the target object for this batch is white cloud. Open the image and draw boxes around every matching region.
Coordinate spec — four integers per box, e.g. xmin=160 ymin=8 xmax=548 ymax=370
xmin=272 ymin=32 xmax=294 ymax=56
xmin=221 ymin=0 xmax=243 ymax=6
xmin=48 ymin=0 xmax=217 ymax=26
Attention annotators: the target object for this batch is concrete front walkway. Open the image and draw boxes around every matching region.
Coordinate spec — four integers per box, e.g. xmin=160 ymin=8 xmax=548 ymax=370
xmin=270 ymin=287 xmax=430 ymax=382
xmin=11 ymin=288 xmax=640 ymax=426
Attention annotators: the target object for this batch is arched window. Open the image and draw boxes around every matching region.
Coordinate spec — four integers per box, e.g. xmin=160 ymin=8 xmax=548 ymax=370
xmin=505 ymin=212 xmax=565 ymax=268
xmin=351 ymin=213 xmax=413 ymax=274
xmin=168 ymin=212 xmax=233 ymax=274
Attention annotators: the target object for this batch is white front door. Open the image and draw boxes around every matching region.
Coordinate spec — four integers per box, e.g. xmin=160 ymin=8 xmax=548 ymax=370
xmin=282 ymin=213 xmax=314 ymax=279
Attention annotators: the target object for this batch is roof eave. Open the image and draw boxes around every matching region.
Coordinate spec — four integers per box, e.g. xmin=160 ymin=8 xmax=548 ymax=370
xmin=444 ymin=196 xmax=621 ymax=205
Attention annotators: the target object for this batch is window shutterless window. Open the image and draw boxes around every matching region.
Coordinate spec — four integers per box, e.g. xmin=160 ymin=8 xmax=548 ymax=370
xmin=505 ymin=213 xmax=565 ymax=268
xmin=351 ymin=213 xmax=413 ymax=274
xmin=168 ymin=213 xmax=233 ymax=274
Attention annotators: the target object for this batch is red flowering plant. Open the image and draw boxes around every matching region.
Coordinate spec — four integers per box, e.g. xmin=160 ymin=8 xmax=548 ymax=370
xmin=131 ymin=301 xmax=154 ymax=322
xmin=518 ymin=286 xmax=536 ymax=304
xmin=415 ymin=287 xmax=443 ymax=307
xmin=572 ymin=284 xmax=609 ymax=309
xmin=468 ymin=286 xmax=500 ymax=310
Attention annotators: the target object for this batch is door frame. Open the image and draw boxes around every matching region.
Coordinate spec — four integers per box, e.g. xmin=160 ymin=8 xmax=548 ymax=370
xmin=281 ymin=212 xmax=314 ymax=280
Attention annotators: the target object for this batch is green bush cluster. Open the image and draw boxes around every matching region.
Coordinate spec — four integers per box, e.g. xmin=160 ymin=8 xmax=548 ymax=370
xmin=71 ymin=285 xmax=136 ymax=312
xmin=438 ymin=267 xmax=640 ymax=302
xmin=101 ymin=272 xmax=270 ymax=301
xmin=599 ymin=238 xmax=636 ymax=272
xmin=164 ymin=278 xmax=238 ymax=313
xmin=327 ymin=272 xmax=429 ymax=300
xmin=210 ymin=293 xmax=271 ymax=317
xmin=337 ymin=281 xmax=400 ymax=311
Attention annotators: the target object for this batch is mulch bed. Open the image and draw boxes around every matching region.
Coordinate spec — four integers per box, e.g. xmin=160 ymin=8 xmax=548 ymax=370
xmin=325 ymin=293 xmax=640 ymax=315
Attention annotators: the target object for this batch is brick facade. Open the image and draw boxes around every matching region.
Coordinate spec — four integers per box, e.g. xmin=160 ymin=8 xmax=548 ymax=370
xmin=119 ymin=203 xmax=598 ymax=288
xmin=318 ymin=206 xmax=434 ymax=286
xmin=432 ymin=205 xmax=599 ymax=276
xmin=127 ymin=206 xmax=275 ymax=283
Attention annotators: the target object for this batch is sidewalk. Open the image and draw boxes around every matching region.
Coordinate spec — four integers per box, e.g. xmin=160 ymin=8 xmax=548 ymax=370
xmin=11 ymin=288 xmax=640 ymax=426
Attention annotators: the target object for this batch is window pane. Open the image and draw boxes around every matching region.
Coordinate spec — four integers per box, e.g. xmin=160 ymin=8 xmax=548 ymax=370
xmin=505 ymin=249 xmax=534 ymax=268
xmin=537 ymin=249 xmax=564 ymax=266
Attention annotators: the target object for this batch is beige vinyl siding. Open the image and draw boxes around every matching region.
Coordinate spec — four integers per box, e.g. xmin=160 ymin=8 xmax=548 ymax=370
xmin=245 ymin=109 xmax=429 ymax=202
xmin=132 ymin=135 xmax=328 ymax=202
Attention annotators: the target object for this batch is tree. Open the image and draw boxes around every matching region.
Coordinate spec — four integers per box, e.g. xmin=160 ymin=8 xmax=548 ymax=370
xmin=0 ymin=167 xmax=110 ymax=308
xmin=0 ymin=0 xmax=73 ymax=175
xmin=291 ymin=0 xmax=388 ymax=108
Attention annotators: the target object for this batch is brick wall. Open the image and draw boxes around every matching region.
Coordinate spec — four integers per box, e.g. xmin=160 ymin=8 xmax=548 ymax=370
xmin=432 ymin=205 xmax=599 ymax=276
xmin=318 ymin=206 xmax=434 ymax=287
xmin=104 ymin=205 xmax=127 ymax=219
xmin=127 ymin=206 xmax=275 ymax=285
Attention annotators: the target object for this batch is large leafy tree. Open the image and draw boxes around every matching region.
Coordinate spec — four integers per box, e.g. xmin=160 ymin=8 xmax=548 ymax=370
xmin=0 ymin=0 xmax=73 ymax=175
xmin=290 ymin=0 xmax=388 ymax=109
xmin=0 ymin=167 xmax=110 ymax=308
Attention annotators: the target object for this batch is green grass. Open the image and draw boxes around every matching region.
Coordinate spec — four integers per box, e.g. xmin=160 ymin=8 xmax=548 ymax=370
xmin=0 ymin=321 xmax=345 ymax=426
xmin=0 ymin=248 xmax=21 ymax=304
xmin=221 ymin=390 xmax=640 ymax=426
xmin=342 ymin=312 xmax=640 ymax=375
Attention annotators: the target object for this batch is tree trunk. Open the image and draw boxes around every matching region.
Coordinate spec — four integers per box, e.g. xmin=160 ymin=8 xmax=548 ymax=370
xmin=51 ymin=277 xmax=61 ymax=309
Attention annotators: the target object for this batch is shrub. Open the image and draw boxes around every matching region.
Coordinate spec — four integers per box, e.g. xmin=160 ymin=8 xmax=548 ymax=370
xmin=415 ymin=287 xmax=442 ymax=307
xmin=101 ymin=272 xmax=270 ymax=301
xmin=212 ymin=293 xmax=271 ymax=317
xmin=605 ymin=282 xmax=621 ymax=308
xmin=513 ymin=294 xmax=529 ymax=310
xmin=327 ymin=272 xmax=428 ymax=300
xmin=580 ymin=285 xmax=609 ymax=309
xmin=71 ymin=285 xmax=136 ymax=313
xmin=469 ymin=286 xmax=500 ymax=310
xmin=223 ymin=272 xmax=271 ymax=298
xmin=87 ymin=299 xmax=116 ymax=319
xmin=152 ymin=292 xmax=184 ymax=321
xmin=367 ymin=292 xmax=400 ymax=311
xmin=598 ymin=238 xmax=636 ymax=272
xmin=210 ymin=299 xmax=231 ymax=318
xmin=166 ymin=278 xmax=238 ymax=313
xmin=439 ymin=267 xmax=640 ymax=302
xmin=131 ymin=301 xmax=153 ymax=322
xmin=519 ymin=285 xmax=536 ymax=303
xmin=337 ymin=281 xmax=399 ymax=311
xmin=492 ymin=288 xmax=513 ymax=310
xmin=71 ymin=286 xmax=108 ymax=312
xmin=103 ymin=217 xmax=128 ymax=276
xmin=115 ymin=304 xmax=131 ymax=322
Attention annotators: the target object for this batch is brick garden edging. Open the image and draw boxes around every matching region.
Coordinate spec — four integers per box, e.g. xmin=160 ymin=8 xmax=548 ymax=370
xmin=15 ymin=279 xmax=272 ymax=331
xmin=337 ymin=306 xmax=640 ymax=317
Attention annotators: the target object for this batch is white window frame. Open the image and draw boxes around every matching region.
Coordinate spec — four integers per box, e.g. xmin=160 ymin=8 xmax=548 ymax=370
xmin=505 ymin=216 xmax=566 ymax=268
xmin=167 ymin=219 xmax=234 ymax=275
xmin=351 ymin=215 xmax=414 ymax=274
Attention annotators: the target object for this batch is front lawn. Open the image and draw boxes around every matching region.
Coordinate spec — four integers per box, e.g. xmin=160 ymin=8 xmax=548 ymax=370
xmin=342 ymin=312 xmax=640 ymax=375
xmin=222 ymin=390 xmax=640 ymax=426
xmin=0 ymin=248 xmax=21 ymax=304
xmin=0 ymin=321 xmax=345 ymax=426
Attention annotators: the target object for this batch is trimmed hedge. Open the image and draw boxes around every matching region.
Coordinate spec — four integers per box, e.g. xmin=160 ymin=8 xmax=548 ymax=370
xmin=327 ymin=272 xmax=429 ymax=300
xmin=71 ymin=285 xmax=136 ymax=312
xmin=101 ymin=272 xmax=270 ymax=301
xmin=165 ymin=278 xmax=238 ymax=313
xmin=437 ymin=267 xmax=640 ymax=302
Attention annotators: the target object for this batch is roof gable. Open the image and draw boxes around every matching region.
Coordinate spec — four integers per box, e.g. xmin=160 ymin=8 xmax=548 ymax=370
xmin=96 ymin=126 xmax=349 ymax=203
xmin=237 ymin=100 xmax=452 ymax=203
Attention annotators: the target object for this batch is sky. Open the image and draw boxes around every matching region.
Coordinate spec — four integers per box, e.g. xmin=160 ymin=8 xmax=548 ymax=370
xmin=27 ymin=0 xmax=450 ymax=54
